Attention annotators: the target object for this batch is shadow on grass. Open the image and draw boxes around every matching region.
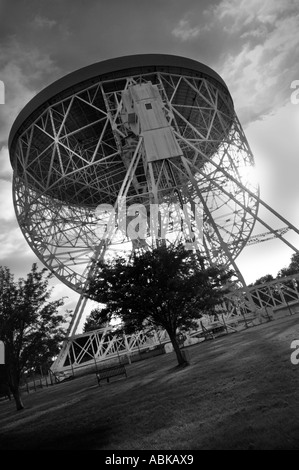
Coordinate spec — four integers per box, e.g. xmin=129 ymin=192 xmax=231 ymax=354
xmin=188 ymin=317 xmax=299 ymax=449
xmin=168 ymin=361 xmax=191 ymax=373
xmin=0 ymin=424 xmax=112 ymax=450
xmin=1 ymin=315 xmax=299 ymax=450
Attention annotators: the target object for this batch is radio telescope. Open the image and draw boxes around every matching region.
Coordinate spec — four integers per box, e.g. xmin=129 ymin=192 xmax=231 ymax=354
xmin=9 ymin=54 xmax=299 ymax=340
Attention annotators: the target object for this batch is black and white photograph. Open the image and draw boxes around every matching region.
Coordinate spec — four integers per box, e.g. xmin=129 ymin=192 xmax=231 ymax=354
xmin=0 ymin=0 xmax=299 ymax=452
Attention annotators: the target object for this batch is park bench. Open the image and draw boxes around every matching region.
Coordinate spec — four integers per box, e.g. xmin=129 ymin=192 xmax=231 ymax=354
xmin=96 ymin=364 xmax=127 ymax=386
xmin=54 ymin=372 xmax=74 ymax=383
xmin=198 ymin=321 xmax=226 ymax=340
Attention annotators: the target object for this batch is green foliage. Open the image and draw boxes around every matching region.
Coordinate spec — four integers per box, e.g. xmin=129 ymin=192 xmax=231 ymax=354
xmin=83 ymin=308 xmax=107 ymax=332
xmin=0 ymin=263 xmax=68 ymax=408
xmin=277 ymin=252 xmax=299 ymax=278
xmin=87 ymin=244 xmax=233 ymax=338
xmin=250 ymin=253 xmax=299 ymax=286
xmin=249 ymin=274 xmax=275 ymax=287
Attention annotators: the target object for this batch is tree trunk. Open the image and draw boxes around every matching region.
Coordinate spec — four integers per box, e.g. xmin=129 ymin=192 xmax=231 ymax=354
xmin=12 ymin=387 xmax=24 ymax=411
xmin=168 ymin=330 xmax=189 ymax=367
xmin=7 ymin=365 xmax=24 ymax=411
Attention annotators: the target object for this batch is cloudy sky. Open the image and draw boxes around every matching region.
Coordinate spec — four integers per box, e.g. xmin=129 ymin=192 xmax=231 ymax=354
xmin=0 ymin=0 xmax=299 ymax=331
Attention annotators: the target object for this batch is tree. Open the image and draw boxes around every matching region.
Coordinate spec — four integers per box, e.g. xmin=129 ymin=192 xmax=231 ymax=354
xmin=83 ymin=308 xmax=107 ymax=332
xmin=277 ymin=252 xmax=299 ymax=278
xmin=86 ymin=244 xmax=233 ymax=367
xmin=0 ymin=264 xmax=68 ymax=410
xmin=250 ymin=274 xmax=275 ymax=287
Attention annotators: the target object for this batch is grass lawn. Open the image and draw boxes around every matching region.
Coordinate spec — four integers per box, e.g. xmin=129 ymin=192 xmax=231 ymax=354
xmin=1 ymin=315 xmax=299 ymax=450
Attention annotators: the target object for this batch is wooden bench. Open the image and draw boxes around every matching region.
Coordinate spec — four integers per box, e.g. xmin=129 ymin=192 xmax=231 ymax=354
xmin=198 ymin=321 xmax=226 ymax=340
xmin=96 ymin=364 xmax=127 ymax=386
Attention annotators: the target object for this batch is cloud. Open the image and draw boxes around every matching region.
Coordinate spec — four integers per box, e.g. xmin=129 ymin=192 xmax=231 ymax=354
xmin=0 ymin=180 xmax=14 ymax=222
xmin=0 ymin=37 xmax=60 ymax=144
xmin=172 ymin=19 xmax=201 ymax=41
xmin=0 ymin=224 xmax=32 ymax=260
xmin=186 ymin=0 xmax=299 ymax=125
xmin=246 ymin=102 xmax=299 ymax=210
xmin=214 ymin=0 xmax=287 ymax=31
xmin=32 ymin=14 xmax=57 ymax=30
xmin=219 ymin=13 xmax=299 ymax=124
xmin=170 ymin=1 xmax=299 ymax=124
xmin=0 ymin=145 xmax=12 ymax=182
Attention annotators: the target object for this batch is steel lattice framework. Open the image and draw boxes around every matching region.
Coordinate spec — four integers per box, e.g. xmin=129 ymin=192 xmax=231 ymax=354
xmin=51 ymin=273 xmax=299 ymax=374
xmin=9 ymin=55 xmax=299 ymax=372
xmin=10 ymin=56 xmax=261 ymax=291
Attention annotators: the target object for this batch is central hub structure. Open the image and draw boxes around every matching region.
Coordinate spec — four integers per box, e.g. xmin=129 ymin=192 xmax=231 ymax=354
xmin=121 ymin=81 xmax=184 ymax=163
